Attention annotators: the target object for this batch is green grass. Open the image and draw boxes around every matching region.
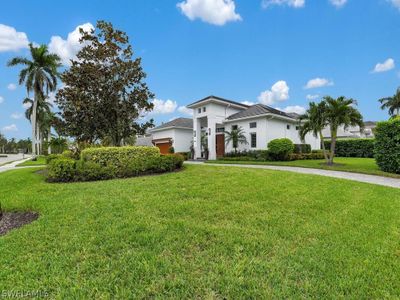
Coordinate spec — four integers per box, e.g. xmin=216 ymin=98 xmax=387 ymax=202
xmin=208 ymin=157 xmax=400 ymax=178
xmin=1 ymin=165 xmax=400 ymax=298
xmin=16 ymin=155 xmax=46 ymax=167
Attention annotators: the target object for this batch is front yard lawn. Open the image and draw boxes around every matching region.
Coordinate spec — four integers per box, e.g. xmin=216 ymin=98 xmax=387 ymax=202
xmin=16 ymin=155 xmax=46 ymax=167
xmin=1 ymin=165 xmax=400 ymax=298
xmin=209 ymin=157 xmax=400 ymax=178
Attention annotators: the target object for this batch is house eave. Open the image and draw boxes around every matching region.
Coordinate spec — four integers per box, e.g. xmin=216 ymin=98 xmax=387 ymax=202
xmin=186 ymin=98 xmax=248 ymax=110
xmin=150 ymin=126 xmax=193 ymax=133
xmin=224 ymin=113 xmax=298 ymax=123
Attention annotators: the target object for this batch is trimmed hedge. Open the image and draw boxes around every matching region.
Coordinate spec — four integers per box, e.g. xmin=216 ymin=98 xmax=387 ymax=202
xmin=224 ymin=150 xmax=271 ymax=161
xmin=290 ymin=152 xmax=325 ymax=160
xmin=293 ymin=144 xmax=311 ymax=154
xmin=268 ymin=138 xmax=294 ymax=161
xmin=81 ymin=146 xmax=160 ymax=167
xmin=47 ymin=146 xmax=183 ymax=182
xmin=374 ymin=118 xmax=400 ymax=174
xmin=324 ymin=139 xmax=374 ymax=158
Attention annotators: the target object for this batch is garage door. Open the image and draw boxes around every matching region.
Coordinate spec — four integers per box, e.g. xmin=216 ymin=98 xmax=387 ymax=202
xmin=156 ymin=142 xmax=170 ymax=154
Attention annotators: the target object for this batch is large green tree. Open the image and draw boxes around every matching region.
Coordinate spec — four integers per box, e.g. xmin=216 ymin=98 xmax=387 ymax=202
xmin=299 ymin=101 xmax=329 ymax=162
xmin=8 ymin=44 xmax=61 ymax=156
xmin=379 ymin=87 xmax=400 ymax=118
xmin=324 ymin=96 xmax=364 ymax=165
xmin=56 ymin=20 xmax=154 ymax=146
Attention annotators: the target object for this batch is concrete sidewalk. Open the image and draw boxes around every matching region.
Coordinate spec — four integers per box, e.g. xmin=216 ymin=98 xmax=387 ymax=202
xmin=0 ymin=156 xmax=34 ymax=173
xmin=185 ymin=161 xmax=400 ymax=189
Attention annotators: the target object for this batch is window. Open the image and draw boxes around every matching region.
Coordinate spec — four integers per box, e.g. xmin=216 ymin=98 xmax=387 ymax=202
xmin=232 ymin=125 xmax=238 ymax=130
xmin=251 ymin=133 xmax=257 ymax=148
xmin=249 ymin=122 xmax=257 ymax=128
xmin=203 ymin=107 xmax=206 ymax=112
xmin=216 ymin=127 xmax=225 ymax=133
xmin=287 ymin=125 xmax=291 ymax=130
xmin=194 ymin=130 xmax=196 ymax=137
xmin=198 ymin=108 xmax=201 ymax=114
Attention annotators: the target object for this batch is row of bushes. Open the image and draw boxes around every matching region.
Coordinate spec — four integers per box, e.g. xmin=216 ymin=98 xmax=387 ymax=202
xmin=324 ymin=139 xmax=375 ymax=158
xmin=375 ymin=118 xmax=400 ymax=174
xmin=220 ymin=151 xmax=326 ymax=162
xmin=47 ymin=146 xmax=184 ymax=182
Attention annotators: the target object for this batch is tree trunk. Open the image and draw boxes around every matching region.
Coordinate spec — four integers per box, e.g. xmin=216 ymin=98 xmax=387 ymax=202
xmin=319 ymin=131 xmax=329 ymax=163
xmin=328 ymin=130 xmax=337 ymax=165
xmin=31 ymin=95 xmax=38 ymax=157
xmin=48 ymin=129 xmax=52 ymax=155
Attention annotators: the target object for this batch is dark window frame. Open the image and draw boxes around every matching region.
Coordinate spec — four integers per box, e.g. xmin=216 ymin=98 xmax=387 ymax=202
xmin=249 ymin=122 xmax=257 ymax=128
xmin=250 ymin=133 xmax=257 ymax=148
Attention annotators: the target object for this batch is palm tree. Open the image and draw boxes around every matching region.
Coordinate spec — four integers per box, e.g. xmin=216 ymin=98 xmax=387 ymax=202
xmin=8 ymin=43 xmax=61 ymax=156
xmin=299 ymin=101 xmax=329 ymax=162
xmin=23 ymin=97 xmax=53 ymax=154
xmin=224 ymin=126 xmax=248 ymax=154
xmin=379 ymin=87 xmax=400 ymax=118
xmin=324 ymin=96 xmax=364 ymax=165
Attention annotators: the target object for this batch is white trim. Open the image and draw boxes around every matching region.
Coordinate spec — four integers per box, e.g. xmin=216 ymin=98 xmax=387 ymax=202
xmin=150 ymin=126 xmax=193 ymax=133
xmin=224 ymin=113 xmax=297 ymax=124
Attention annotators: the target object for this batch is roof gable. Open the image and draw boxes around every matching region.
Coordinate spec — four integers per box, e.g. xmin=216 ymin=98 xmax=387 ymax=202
xmin=151 ymin=117 xmax=193 ymax=131
xmin=186 ymin=95 xmax=249 ymax=109
xmin=226 ymin=104 xmax=295 ymax=121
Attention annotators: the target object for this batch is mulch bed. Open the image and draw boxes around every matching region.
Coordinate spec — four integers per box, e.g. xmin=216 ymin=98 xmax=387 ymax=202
xmin=0 ymin=212 xmax=39 ymax=236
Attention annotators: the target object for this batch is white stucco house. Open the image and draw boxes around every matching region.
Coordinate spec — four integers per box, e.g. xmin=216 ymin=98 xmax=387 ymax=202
xmin=148 ymin=95 xmax=321 ymax=159
xmin=322 ymin=121 xmax=376 ymax=139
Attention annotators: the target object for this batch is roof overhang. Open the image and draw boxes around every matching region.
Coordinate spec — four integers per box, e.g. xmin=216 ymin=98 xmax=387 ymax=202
xmin=186 ymin=97 xmax=249 ymax=110
xmin=150 ymin=126 xmax=193 ymax=133
xmin=224 ymin=113 xmax=298 ymax=123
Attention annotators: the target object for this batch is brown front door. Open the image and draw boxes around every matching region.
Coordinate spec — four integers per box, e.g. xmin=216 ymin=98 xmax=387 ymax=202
xmin=216 ymin=134 xmax=225 ymax=158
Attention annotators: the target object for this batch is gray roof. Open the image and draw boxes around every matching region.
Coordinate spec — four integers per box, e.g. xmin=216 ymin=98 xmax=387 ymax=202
xmin=226 ymin=104 xmax=295 ymax=121
xmin=152 ymin=117 xmax=193 ymax=131
xmin=187 ymin=95 xmax=249 ymax=108
xmin=135 ymin=136 xmax=153 ymax=147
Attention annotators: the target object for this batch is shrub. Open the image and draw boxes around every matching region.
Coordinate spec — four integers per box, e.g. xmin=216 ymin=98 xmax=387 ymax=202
xmin=176 ymin=152 xmax=190 ymax=160
xmin=293 ymin=144 xmax=311 ymax=154
xmin=47 ymin=158 xmax=77 ymax=182
xmin=81 ymin=146 xmax=160 ymax=168
xmin=46 ymin=154 xmax=63 ymax=164
xmin=374 ymin=118 xmax=400 ymax=174
xmin=324 ymin=139 xmax=374 ymax=158
xmin=290 ymin=152 xmax=325 ymax=160
xmin=268 ymin=138 xmax=294 ymax=161
xmin=46 ymin=150 xmax=184 ymax=182
xmin=224 ymin=150 xmax=270 ymax=161
xmin=168 ymin=146 xmax=175 ymax=154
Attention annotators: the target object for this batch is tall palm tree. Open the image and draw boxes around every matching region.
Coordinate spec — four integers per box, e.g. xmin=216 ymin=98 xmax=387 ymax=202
xmin=8 ymin=43 xmax=61 ymax=156
xmin=23 ymin=97 xmax=53 ymax=154
xmin=379 ymin=87 xmax=400 ymax=118
xmin=299 ymin=101 xmax=329 ymax=162
xmin=224 ymin=126 xmax=248 ymax=154
xmin=324 ymin=96 xmax=364 ymax=165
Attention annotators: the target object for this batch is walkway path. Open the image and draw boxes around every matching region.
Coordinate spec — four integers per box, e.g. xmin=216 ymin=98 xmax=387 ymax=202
xmin=0 ymin=156 xmax=33 ymax=173
xmin=185 ymin=161 xmax=400 ymax=189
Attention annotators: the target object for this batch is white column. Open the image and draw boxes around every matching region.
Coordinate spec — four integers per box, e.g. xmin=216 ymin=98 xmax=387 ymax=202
xmin=208 ymin=117 xmax=217 ymax=160
xmin=194 ymin=118 xmax=202 ymax=159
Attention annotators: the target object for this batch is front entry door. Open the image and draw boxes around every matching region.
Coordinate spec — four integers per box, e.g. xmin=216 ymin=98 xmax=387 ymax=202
xmin=216 ymin=134 xmax=225 ymax=158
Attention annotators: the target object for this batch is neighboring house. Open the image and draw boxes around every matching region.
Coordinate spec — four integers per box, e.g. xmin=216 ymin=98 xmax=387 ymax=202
xmin=322 ymin=121 xmax=377 ymax=139
xmin=150 ymin=95 xmax=320 ymax=159
xmin=150 ymin=117 xmax=193 ymax=154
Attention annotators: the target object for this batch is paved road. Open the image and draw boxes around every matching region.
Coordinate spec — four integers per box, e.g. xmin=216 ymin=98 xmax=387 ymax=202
xmin=0 ymin=154 xmax=30 ymax=166
xmin=0 ymin=156 xmax=33 ymax=173
xmin=185 ymin=161 xmax=400 ymax=189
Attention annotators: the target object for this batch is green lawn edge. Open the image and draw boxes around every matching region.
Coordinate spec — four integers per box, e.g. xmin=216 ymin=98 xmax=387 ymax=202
xmin=205 ymin=157 xmax=400 ymax=179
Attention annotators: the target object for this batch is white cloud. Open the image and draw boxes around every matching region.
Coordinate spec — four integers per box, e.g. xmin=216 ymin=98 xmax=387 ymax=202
xmin=177 ymin=106 xmax=193 ymax=116
xmin=304 ymin=77 xmax=334 ymax=89
xmin=388 ymin=0 xmax=400 ymax=10
xmin=306 ymin=94 xmax=320 ymax=101
xmin=11 ymin=112 xmax=23 ymax=119
xmin=2 ymin=124 xmax=18 ymax=132
xmin=48 ymin=23 xmax=94 ymax=66
xmin=329 ymin=0 xmax=347 ymax=7
xmin=7 ymin=83 xmax=17 ymax=91
xmin=261 ymin=0 xmax=305 ymax=8
xmin=151 ymin=99 xmax=178 ymax=114
xmin=0 ymin=96 xmax=4 ymax=104
xmin=258 ymin=80 xmax=289 ymax=105
xmin=241 ymin=100 xmax=255 ymax=106
xmin=177 ymin=0 xmax=242 ymax=26
xmin=22 ymin=102 xmax=31 ymax=109
xmin=372 ymin=58 xmax=395 ymax=73
xmin=278 ymin=105 xmax=306 ymax=115
xmin=0 ymin=24 xmax=29 ymax=52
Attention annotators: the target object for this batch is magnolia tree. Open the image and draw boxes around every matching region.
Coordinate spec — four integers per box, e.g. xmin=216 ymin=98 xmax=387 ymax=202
xmin=56 ymin=21 xmax=155 ymax=146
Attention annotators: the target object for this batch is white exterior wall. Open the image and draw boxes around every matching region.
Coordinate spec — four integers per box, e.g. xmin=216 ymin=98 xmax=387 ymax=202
xmin=225 ymin=116 xmax=321 ymax=152
xmin=152 ymin=128 xmax=193 ymax=152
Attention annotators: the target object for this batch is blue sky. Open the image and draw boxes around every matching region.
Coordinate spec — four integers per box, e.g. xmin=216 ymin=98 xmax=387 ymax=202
xmin=0 ymin=0 xmax=399 ymax=139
